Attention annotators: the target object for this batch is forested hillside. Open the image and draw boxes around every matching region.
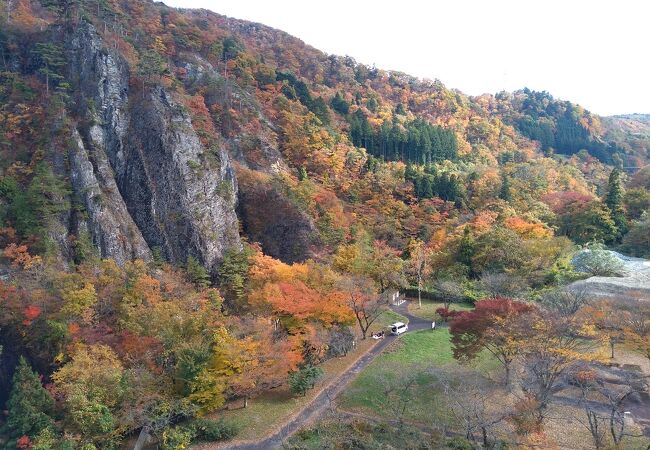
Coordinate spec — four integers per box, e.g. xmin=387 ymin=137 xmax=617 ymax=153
xmin=603 ymin=114 xmax=650 ymax=162
xmin=0 ymin=0 xmax=649 ymax=449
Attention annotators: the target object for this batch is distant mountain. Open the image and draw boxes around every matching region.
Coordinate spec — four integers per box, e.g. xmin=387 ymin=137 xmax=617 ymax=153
xmin=611 ymin=113 xmax=650 ymax=122
xmin=602 ymin=114 xmax=650 ymax=164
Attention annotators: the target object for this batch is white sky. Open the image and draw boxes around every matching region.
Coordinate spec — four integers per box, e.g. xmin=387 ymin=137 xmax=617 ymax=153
xmin=164 ymin=0 xmax=649 ymax=116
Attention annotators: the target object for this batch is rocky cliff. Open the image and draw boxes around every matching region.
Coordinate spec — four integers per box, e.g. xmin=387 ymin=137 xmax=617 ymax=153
xmin=65 ymin=23 xmax=241 ymax=271
xmin=6 ymin=0 xmax=642 ymax=276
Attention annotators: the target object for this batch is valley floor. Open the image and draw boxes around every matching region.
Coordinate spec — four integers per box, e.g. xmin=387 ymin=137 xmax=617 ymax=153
xmin=334 ymin=298 xmax=650 ymax=450
xmin=191 ymin=295 xmax=649 ymax=450
xmin=193 ymin=309 xmax=410 ymax=449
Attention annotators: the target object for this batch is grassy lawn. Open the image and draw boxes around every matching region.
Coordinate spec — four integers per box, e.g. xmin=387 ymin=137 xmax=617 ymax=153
xmin=407 ymin=298 xmax=473 ymax=321
xmin=376 ymin=308 xmax=409 ymax=327
xmin=378 ymin=328 xmax=457 ymax=366
xmin=204 ymin=309 xmax=408 ymax=441
xmin=336 ymin=328 xmax=649 ymax=450
xmin=338 ymin=328 xmax=499 ymax=426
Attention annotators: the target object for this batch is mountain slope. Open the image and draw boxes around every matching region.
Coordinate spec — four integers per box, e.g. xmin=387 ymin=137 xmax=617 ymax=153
xmin=603 ymin=114 xmax=650 ymax=164
xmin=2 ymin=1 xmax=650 ymax=446
xmin=0 ymin=0 xmax=646 ymax=270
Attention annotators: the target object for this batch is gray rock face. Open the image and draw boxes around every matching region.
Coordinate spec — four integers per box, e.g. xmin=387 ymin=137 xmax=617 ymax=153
xmin=67 ymin=24 xmax=131 ymax=177
xmin=69 ymin=129 xmax=151 ymax=264
xmin=122 ymin=87 xmax=241 ymax=272
xmin=569 ymin=250 xmax=650 ymax=301
xmin=65 ymin=23 xmax=241 ymax=271
xmin=66 ymin=24 xmax=152 ymax=264
xmin=176 ymin=55 xmax=315 ymax=263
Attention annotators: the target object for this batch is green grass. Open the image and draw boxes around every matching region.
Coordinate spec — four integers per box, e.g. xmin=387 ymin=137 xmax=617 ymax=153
xmin=375 ymin=309 xmax=409 ymax=328
xmin=381 ymin=328 xmax=456 ymax=365
xmin=338 ymin=329 xmax=499 ymax=425
xmin=407 ymin=298 xmax=473 ymax=321
xmin=205 ymin=387 xmax=313 ymax=441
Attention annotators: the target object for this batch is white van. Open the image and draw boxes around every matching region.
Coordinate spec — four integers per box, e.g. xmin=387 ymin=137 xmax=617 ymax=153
xmin=390 ymin=322 xmax=408 ymax=335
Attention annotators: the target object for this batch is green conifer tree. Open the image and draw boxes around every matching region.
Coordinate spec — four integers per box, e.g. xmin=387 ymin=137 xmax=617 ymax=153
xmin=458 ymin=226 xmax=476 ymax=276
xmin=499 ymin=172 xmax=512 ymax=201
xmin=185 ymin=256 xmax=211 ymax=289
xmin=32 ymin=43 xmax=67 ymax=96
xmin=330 ymin=92 xmax=350 ymax=116
xmin=605 ymin=168 xmax=628 ymax=240
xmin=3 ymin=357 xmax=55 ymax=441
xmin=217 ymin=246 xmax=254 ymax=308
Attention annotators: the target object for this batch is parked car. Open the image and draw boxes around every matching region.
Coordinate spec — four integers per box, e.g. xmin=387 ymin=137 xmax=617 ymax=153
xmin=390 ymin=322 xmax=408 ymax=335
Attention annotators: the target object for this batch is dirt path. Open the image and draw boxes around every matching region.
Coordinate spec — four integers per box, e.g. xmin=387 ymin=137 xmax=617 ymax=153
xmin=217 ymin=302 xmax=432 ymax=449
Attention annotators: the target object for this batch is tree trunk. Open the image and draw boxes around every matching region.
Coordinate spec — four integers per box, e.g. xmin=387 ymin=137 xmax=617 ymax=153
xmin=133 ymin=426 xmax=151 ymax=450
xmin=587 ymin=410 xmax=603 ymax=449
xmin=610 ymin=409 xmax=623 ymax=445
xmin=356 ymin=312 xmax=368 ymax=340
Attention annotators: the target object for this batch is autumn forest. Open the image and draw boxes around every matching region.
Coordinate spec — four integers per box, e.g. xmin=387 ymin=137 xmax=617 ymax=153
xmin=0 ymin=0 xmax=649 ymax=449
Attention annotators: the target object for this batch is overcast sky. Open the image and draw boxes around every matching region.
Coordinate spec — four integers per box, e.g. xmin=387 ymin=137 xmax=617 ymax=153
xmin=164 ymin=0 xmax=649 ymax=116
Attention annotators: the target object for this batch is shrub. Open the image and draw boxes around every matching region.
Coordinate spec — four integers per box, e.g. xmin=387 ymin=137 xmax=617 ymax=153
xmin=59 ymin=439 xmax=76 ymax=450
xmin=31 ymin=428 xmax=57 ymax=450
xmin=445 ymin=437 xmax=474 ymax=450
xmin=435 ymin=307 xmax=461 ymax=322
xmin=327 ymin=326 xmax=354 ymax=357
xmin=161 ymin=426 xmax=195 ymax=450
xmin=190 ymin=418 xmax=238 ymax=442
xmin=288 ymin=365 xmax=322 ymax=396
xmin=544 ymin=256 xmax=590 ymax=285
xmin=402 ymin=287 xmax=438 ymax=300
xmin=16 ymin=436 xmax=31 ymax=449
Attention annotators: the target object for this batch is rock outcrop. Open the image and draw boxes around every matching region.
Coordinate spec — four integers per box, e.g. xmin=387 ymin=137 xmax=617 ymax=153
xmin=569 ymin=250 xmax=650 ymax=301
xmin=65 ymin=23 xmax=241 ymax=271
xmin=66 ymin=24 xmax=152 ymax=264
xmin=122 ymin=87 xmax=241 ymax=272
xmin=69 ymin=129 xmax=152 ymax=264
xmin=177 ymin=53 xmax=316 ymax=263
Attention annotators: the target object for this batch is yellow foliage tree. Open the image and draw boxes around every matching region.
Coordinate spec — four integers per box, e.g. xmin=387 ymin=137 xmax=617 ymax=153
xmin=53 ymin=343 xmax=125 ymax=408
xmin=189 ymin=327 xmax=257 ymax=414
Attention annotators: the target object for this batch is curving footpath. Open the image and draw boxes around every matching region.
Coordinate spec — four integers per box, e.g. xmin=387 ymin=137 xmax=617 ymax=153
xmin=218 ymin=301 xmax=432 ymax=450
